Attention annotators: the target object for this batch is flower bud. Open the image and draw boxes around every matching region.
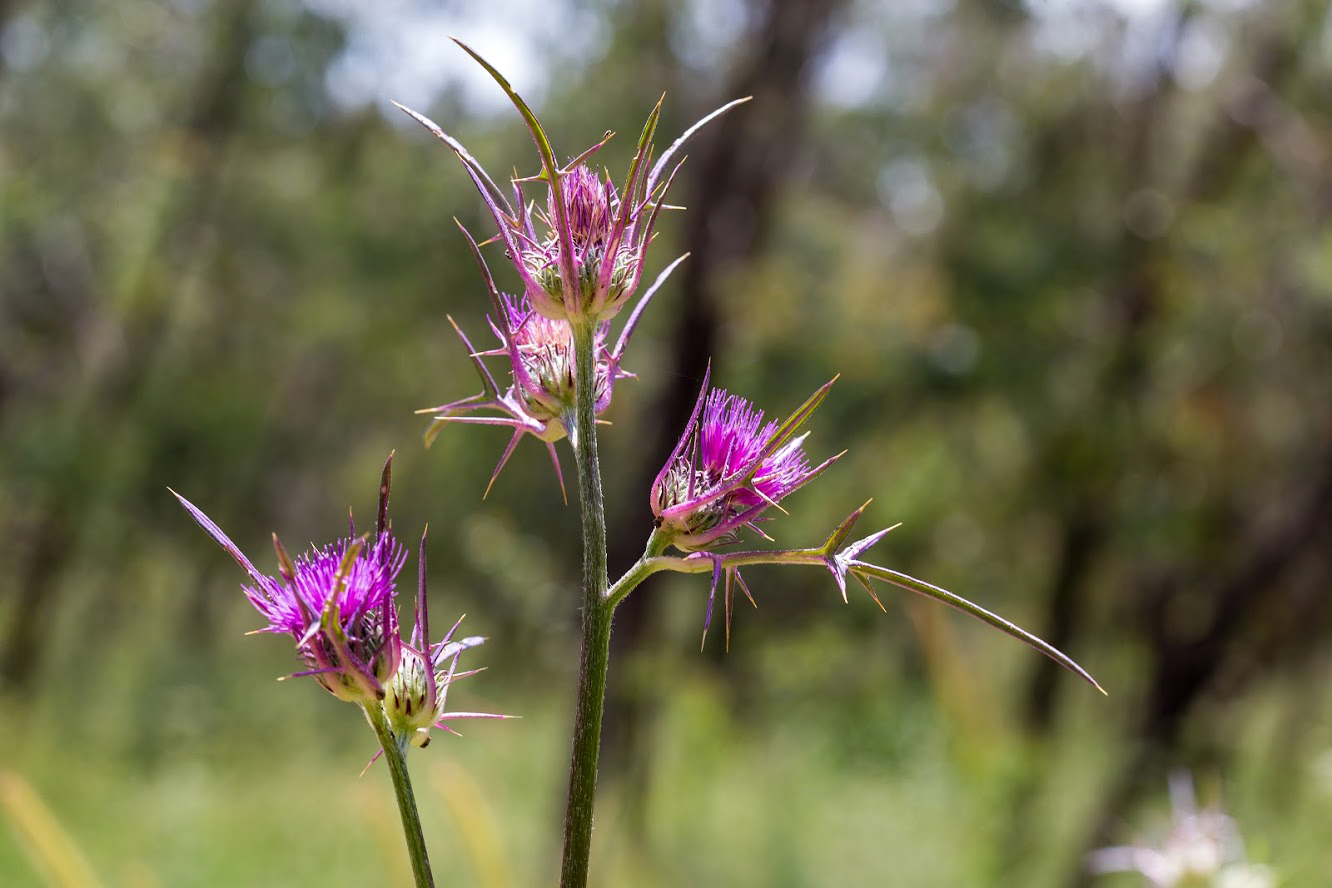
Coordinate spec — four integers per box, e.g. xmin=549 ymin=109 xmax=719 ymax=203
xmin=384 ymin=649 xmax=437 ymax=748
xmin=553 ymin=164 xmax=611 ymax=250
xmin=507 ymin=295 xmax=611 ymax=425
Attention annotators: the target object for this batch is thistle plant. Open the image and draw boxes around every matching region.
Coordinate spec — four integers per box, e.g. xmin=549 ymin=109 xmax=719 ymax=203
xmin=397 ymin=39 xmax=1104 ymax=888
xmin=172 ymin=455 xmax=505 ymax=888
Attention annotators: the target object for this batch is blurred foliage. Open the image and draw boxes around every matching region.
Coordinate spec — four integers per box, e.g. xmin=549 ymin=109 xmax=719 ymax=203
xmin=3 ymin=0 xmax=1332 ymax=885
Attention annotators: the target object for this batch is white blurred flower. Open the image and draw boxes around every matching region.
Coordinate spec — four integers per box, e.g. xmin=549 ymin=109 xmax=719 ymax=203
xmin=1087 ymin=772 xmax=1276 ymax=888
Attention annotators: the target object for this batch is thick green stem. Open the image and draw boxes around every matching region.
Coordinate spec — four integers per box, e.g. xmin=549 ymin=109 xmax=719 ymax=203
xmin=365 ymin=703 xmax=434 ymax=888
xmin=559 ymin=319 xmax=613 ymax=888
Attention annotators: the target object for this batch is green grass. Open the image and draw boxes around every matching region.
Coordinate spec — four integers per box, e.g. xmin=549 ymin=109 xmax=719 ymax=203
xmin=3 ymin=627 xmax=1331 ymax=886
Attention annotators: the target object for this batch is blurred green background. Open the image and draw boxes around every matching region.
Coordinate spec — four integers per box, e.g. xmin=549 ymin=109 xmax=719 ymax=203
xmin=3 ymin=0 xmax=1331 ymax=885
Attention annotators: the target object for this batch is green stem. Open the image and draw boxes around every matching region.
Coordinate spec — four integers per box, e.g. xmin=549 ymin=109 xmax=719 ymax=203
xmin=559 ymin=319 xmax=613 ymax=888
xmin=365 ymin=703 xmax=434 ymax=888
xmin=605 ymin=528 xmax=673 ymax=609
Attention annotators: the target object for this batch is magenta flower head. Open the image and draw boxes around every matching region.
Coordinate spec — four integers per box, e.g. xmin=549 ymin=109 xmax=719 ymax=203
xmin=395 ymin=38 xmax=748 ymax=324
xmin=171 ymin=456 xmax=405 ymax=705
xmin=651 ymin=367 xmax=843 ymax=551
xmin=384 ymin=529 xmax=511 ymax=749
xmin=419 ymin=220 xmax=688 ymax=501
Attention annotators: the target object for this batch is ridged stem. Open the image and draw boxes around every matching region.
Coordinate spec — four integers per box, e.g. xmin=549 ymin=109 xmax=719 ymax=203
xmin=365 ymin=703 xmax=434 ymax=888
xmin=559 ymin=318 xmax=612 ymax=888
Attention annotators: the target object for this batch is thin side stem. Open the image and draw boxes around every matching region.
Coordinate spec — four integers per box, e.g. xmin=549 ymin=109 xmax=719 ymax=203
xmin=559 ymin=318 xmax=612 ymax=888
xmin=606 ymin=546 xmax=824 ymax=606
xmin=605 ymin=528 xmax=673 ymax=609
xmin=365 ymin=703 xmax=435 ymax=888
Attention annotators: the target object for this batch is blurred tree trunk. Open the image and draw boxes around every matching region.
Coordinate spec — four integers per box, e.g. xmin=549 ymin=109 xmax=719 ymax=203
xmin=953 ymin=1 xmax=1332 ymax=882
xmin=0 ymin=0 xmax=17 ymax=79
xmin=1068 ymin=446 xmax=1332 ymax=886
xmin=1018 ymin=5 xmax=1187 ymax=742
xmin=0 ymin=0 xmax=258 ymax=697
xmin=1056 ymin=2 xmax=1332 ymax=884
xmin=1025 ymin=0 xmax=1330 ymax=746
xmin=599 ymin=0 xmax=850 ymax=820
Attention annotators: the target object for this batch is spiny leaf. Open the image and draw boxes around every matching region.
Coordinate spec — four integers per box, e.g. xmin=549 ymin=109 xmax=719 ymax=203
xmin=450 ymin=38 xmax=576 ymax=292
xmin=647 ymin=96 xmax=752 ymax=194
xmin=759 ymin=376 xmax=838 ymax=463
xmin=852 ymin=563 xmax=1105 ymax=694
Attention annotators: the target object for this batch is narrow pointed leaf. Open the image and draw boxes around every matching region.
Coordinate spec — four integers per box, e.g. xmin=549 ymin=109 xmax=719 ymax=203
xmin=852 ymin=563 xmax=1105 ymax=694
xmin=392 ymin=102 xmax=511 ymax=215
xmin=614 ymin=252 xmax=688 ymax=358
xmin=601 ymin=98 xmax=662 ymax=273
xmin=647 ymin=96 xmax=752 ymax=195
xmin=376 ymin=452 xmax=393 ymax=542
xmin=758 ymin=376 xmax=838 ymax=463
xmin=171 ymin=489 xmax=268 ymax=588
xmin=453 ymin=221 xmax=511 ymax=337
xmin=820 ymin=501 xmax=873 ymax=555
xmin=565 ymin=130 xmax=616 ymax=171
xmin=446 ymin=315 xmax=504 ymax=399
xmin=450 ymin=38 xmax=577 ymax=295
xmin=545 ymin=441 xmax=568 ymax=505
xmin=484 ymin=429 xmax=526 ymax=499
xmin=272 ymin=533 xmax=297 ymax=584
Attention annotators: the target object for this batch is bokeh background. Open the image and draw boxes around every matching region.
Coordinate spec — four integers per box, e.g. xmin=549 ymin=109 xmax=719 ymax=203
xmin=3 ymin=0 xmax=1331 ymax=885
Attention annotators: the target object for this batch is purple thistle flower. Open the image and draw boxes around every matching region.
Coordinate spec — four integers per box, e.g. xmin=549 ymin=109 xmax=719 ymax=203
xmin=419 ymin=218 xmax=688 ymax=500
xmin=171 ymin=456 xmax=406 ymax=705
xmin=384 ymin=528 xmax=512 ymax=749
xmin=395 ymin=38 xmax=748 ymax=323
xmin=651 ymin=366 xmax=842 ymax=551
